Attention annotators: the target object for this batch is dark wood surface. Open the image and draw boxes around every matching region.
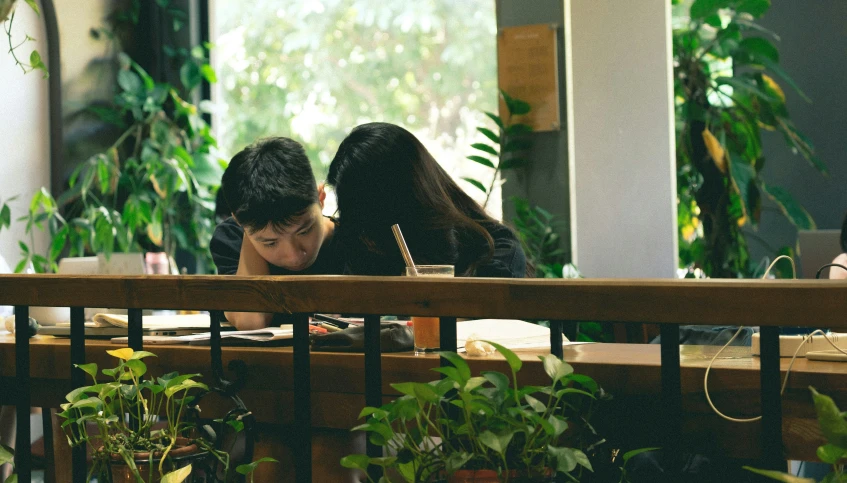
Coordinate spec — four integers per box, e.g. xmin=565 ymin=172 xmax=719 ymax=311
xmin=1 ymin=336 xmax=844 ymax=461
xmin=0 ymin=274 xmax=846 ymax=325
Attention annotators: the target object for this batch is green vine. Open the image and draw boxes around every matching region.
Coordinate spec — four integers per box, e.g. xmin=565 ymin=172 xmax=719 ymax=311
xmin=2 ymin=0 xmax=48 ymax=76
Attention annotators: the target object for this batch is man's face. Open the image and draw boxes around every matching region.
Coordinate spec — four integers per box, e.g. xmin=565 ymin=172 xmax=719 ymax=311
xmin=245 ymin=203 xmax=327 ymax=271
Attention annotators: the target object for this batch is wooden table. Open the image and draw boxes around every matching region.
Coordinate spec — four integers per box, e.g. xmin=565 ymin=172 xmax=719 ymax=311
xmin=1 ymin=335 xmax=844 ymax=463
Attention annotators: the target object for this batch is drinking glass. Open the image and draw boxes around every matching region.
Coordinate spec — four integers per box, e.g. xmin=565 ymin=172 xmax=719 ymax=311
xmin=406 ymin=265 xmax=454 ymax=354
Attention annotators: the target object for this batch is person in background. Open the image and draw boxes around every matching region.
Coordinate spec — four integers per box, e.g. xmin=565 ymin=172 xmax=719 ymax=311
xmin=327 ymin=122 xmax=527 ymax=278
xmin=829 ymin=213 xmax=847 ymax=279
xmin=210 ymin=137 xmax=344 ymax=329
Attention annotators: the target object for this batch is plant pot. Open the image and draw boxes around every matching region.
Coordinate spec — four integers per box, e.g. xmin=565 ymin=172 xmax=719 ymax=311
xmin=107 ymin=437 xmax=207 ymax=483
xmin=447 ymin=468 xmax=555 ymax=483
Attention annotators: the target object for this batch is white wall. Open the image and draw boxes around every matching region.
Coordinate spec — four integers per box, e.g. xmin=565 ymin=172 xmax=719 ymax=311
xmin=565 ymin=0 xmax=677 ymax=278
xmin=0 ymin=2 xmax=51 ymax=271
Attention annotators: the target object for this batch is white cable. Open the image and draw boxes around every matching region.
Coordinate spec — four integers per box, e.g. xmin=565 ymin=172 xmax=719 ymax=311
xmin=701 ymin=254 xmax=833 ymax=423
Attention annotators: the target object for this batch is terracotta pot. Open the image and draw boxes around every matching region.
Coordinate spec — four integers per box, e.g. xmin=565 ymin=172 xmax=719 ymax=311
xmin=107 ymin=437 xmax=206 ymax=483
xmin=447 ymin=468 xmax=555 ymax=483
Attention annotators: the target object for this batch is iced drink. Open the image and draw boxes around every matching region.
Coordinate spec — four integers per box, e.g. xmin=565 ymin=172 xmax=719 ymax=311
xmin=406 ymin=265 xmax=454 ymax=354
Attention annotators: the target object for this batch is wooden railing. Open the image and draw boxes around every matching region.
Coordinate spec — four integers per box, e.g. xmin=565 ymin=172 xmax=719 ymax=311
xmin=1 ymin=274 xmax=846 ymax=482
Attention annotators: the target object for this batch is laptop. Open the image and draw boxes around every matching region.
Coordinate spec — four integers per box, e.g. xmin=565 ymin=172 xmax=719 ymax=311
xmin=798 ymin=229 xmax=842 ymax=279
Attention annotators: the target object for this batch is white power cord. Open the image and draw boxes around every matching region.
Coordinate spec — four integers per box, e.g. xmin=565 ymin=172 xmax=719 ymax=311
xmin=703 ymin=255 xmax=847 ymax=423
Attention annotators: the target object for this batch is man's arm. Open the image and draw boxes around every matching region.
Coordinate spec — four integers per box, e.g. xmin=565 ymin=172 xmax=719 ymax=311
xmin=225 ymin=234 xmax=275 ymax=330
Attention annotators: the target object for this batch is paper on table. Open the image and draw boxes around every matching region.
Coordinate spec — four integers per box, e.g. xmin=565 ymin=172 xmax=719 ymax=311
xmin=176 ymin=326 xmax=293 ymax=342
xmin=456 ymin=319 xmax=592 ymax=351
xmin=91 ymin=313 xmax=210 ymax=329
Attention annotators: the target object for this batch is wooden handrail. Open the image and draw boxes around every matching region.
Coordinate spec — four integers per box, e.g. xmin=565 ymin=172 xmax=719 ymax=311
xmin=0 ymin=274 xmax=845 ymax=326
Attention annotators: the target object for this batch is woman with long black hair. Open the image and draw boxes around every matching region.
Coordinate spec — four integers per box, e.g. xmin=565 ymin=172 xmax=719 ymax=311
xmin=327 ymin=122 xmax=527 ymax=278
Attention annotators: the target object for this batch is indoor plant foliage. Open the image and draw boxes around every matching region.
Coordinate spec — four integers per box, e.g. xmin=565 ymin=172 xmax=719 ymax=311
xmin=465 ymin=92 xmax=567 ymax=279
xmin=342 ymin=343 xmax=605 ymax=482
xmin=58 ymin=348 xmax=270 ymax=482
xmin=745 ymin=387 xmax=847 ymax=483
xmin=16 ymin=50 xmax=222 ymax=274
xmin=2 ymin=0 xmax=48 ymax=76
xmin=673 ymin=0 xmax=826 ymax=278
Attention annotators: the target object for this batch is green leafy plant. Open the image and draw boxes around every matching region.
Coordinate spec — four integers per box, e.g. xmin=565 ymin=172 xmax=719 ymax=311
xmin=511 ymin=197 xmax=567 ymax=279
xmin=673 ymin=0 xmax=826 ymax=278
xmin=10 ymin=1 xmax=223 ymax=274
xmin=58 ymin=348 xmax=275 ymax=482
xmin=341 ymin=343 xmax=638 ymax=482
xmin=2 ymin=0 xmax=48 ymax=76
xmin=745 ymin=387 xmax=847 ymax=482
xmin=463 ymin=91 xmax=533 ymax=210
xmin=0 ymin=441 xmax=16 ymax=483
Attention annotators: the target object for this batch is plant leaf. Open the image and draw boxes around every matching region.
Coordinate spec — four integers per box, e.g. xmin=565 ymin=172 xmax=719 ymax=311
xmin=117 ymin=70 xmax=143 ymax=94
xmin=482 ymin=371 xmax=510 ymax=391
xmin=484 ymin=111 xmax=504 ymax=129
xmin=548 ymin=445 xmax=578 ymax=473
xmin=622 ymin=447 xmax=660 ymax=465
xmin=75 ymin=363 xmax=98 ymax=381
xmin=811 ymin=386 xmax=847 ymax=448
xmin=0 ymin=204 xmax=10 ymax=229
xmin=548 ymin=415 xmax=568 ymax=437
xmin=130 ymin=350 xmax=157 ymax=360
xmin=816 ymin=443 xmax=847 ymax=465
xmin=481 ymin=340 xmax=522 ymax=372
xmin=466 ymin=155 xmax=495 ymax=168
xmin=689 ymin=0 xmax=727 ymax=19
xmin=477 ymin=127 xmax=500 ymax=144
xmin=339 ymin=455 xmax=370 ymax=471
xmin=737 ymin=37 xmax=779 ymax=64
xmin=471 ymin=143 xmax=498 ymax=156
xmin=736 ymin=0 xmax=771 ymax=18
xmin=743 ymin=467 xmax=814 ymax=483
xmin=236 ymin=457 xmax=278 ymax=475
xmin=160 ymin=464 xmax=192 ymax=483
xmin=539 ymin=354 xmax=573 ymax=383
xmin=524 ymin=394 xmax=546 ymax=412
xmin=728 ymin=152 xmax=756 ymax=222
xmin=438 ymin=351 xmax=471 ymax=383
xmin=107 ymin=348 xmax=134 ymax=361
xmin=760 ymin=183 xmax=815 ymax=230
xmin=478 ymin=430 xmax=513 ymax=455
xmin=461 ymin=177 xmax=487 ymax=193
xmin=0 ymin=443 xmax=14 ymax=467
xmin=24 ymin=0 xmax=40 ymax=15
xmin=124 ymin=359 xmax=147 ymax=378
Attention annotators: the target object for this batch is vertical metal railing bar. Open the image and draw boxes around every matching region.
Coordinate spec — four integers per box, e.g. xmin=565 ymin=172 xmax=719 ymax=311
xmin=549 ymin=320 xmax=563 ymax=358
xmin=292 ymin=313 xmax=312 ymax=483
xmin=439 ymin=316 xmax=458 ymax=362
xmin=659 ymin=323 xmax=682 ymax=470
xmin=41 ymin=409 xmax=55 ymax=483
xmin=14 ymin=305 xmax=31 ymax=481
xmin=363 ymin=314 xmax=383 ymax=481
xmin=127 ymin=308 xmax=143 ymax=351
xmin=209 ymin=310 xmax=224 ymax=384
xmin=562 ymin=321 xmax=578 ymax=345
xmin=759 ymin=326 xmax=784 ymax=470
xmin=70 ymin=306 xmax=87 ymax=483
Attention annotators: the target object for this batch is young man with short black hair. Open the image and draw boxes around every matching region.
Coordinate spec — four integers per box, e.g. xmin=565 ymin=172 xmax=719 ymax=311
xmin=210 ymin=137 xmax=343 ymax=329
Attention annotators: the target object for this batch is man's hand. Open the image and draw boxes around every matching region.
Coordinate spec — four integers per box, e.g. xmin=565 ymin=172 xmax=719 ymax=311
xmin=225 ymin=233 xmax=274 ymax=330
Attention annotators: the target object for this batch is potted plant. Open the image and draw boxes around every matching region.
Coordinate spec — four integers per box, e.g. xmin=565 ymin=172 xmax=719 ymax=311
xmin=342 ymin=342 xmax=642 ymax=482
xmin=58 ymin=348 xmax=273 ymax=482
xmin=745 ymin=387 xmax=847 ymax=483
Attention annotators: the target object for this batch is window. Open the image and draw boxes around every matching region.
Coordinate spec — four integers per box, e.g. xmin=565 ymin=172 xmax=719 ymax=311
xmin=211 ymin=0 xmax=501 ymax=217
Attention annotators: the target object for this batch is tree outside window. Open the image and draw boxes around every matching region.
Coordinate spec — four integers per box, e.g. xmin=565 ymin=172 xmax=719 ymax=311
xmin=212 ymin=0 xmax=501 ymax=217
